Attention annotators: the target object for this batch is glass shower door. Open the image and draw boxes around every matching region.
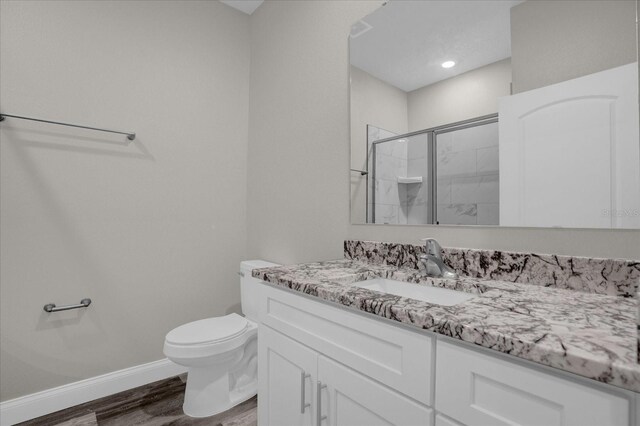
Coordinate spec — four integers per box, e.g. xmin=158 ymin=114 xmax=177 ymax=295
xmin=371 ymin=133 xmax=430 ymax=224
xmin=435 ymin=121 xmax=499 ymax=225
xmin=366 ymin=115 xmax=498 ymax=225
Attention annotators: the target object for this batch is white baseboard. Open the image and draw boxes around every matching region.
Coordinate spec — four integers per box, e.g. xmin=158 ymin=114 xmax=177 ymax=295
xmin=0 ymin=358 xmax=187 ymax=426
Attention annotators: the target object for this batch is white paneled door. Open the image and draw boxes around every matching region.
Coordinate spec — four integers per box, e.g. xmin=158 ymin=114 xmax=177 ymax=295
xmin=499 ymin=63 xmax=639 ymax=228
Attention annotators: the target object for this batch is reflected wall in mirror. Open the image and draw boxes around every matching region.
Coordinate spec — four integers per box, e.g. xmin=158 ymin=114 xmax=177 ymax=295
xmin=350 ymin=0 xmax=639 ymax=229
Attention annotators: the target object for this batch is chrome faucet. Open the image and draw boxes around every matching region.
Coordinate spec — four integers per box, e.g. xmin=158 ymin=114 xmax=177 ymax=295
xmin=419 ymin=238 xmax=458 ymax=279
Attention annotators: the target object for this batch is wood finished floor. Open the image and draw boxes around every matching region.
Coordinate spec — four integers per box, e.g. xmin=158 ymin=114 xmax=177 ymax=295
xmin=17 ymin=375 xmax=257 ymax=426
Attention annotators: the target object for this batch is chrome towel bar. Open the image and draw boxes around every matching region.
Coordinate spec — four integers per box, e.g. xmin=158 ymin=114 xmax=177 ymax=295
xmin=44 ymin=298 xmax=92 ymax=313
xmin=0 ymin=114 xmax=136 ymax=141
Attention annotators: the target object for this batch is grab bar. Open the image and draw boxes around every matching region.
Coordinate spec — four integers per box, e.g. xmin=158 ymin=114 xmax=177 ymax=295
xmin=43 ymin=298 xmax=92 ymax=313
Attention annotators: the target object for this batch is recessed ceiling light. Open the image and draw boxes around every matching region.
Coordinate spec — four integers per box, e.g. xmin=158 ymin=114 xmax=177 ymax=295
xmin=441 ymin=61 xmax=456 ymax=69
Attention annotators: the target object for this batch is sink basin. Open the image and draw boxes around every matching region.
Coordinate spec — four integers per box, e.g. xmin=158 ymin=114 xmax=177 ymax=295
xmin=353 ymin=278 xmax=476 ymax=306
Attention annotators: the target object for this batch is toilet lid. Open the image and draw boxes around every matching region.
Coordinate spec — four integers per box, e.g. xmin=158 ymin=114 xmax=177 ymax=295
xmin=165 ymin=313 xmax=249 ymax=346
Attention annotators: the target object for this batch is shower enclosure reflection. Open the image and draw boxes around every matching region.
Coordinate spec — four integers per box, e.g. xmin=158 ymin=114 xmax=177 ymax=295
xmin=368 ymin=116 xmax=499 ymax=225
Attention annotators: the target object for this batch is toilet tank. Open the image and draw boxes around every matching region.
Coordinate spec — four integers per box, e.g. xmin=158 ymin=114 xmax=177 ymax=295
xmin=240 ymin=260 xmax=280 ymax=322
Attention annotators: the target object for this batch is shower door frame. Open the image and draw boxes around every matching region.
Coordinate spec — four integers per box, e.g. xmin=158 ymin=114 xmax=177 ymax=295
xmin=369 ymin=113 xmax=498 ymax=225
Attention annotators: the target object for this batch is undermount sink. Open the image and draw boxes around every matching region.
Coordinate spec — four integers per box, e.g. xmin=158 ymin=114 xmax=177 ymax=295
xmin=353 ymin=277 xmax=476 ymax=306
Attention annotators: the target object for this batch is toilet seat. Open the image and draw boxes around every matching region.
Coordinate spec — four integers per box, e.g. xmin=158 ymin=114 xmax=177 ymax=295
xmin=165 ymin=313 xmax=249 ymax=346
xmin=164 ymin=313 xmax=257 ymax=360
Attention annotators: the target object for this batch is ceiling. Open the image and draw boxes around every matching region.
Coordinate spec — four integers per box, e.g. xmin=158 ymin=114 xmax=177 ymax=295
xmin=350 ymin=0 xmax=523 ymax=92
xmin=220 ymin=0 xmax=264 ymax=15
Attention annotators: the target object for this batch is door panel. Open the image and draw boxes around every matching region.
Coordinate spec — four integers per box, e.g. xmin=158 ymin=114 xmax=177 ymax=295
xmin=499 ymin=62 xmax=639 ymax=228
xmin=318 ymin=356 xmax=433 ymax=426
xmin=258 ymin=325 xmax=317 ymax=426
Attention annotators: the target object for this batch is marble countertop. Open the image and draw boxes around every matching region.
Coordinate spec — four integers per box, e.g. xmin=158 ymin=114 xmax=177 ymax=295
xmin=252 ymin=259 xmax=640 ymax=393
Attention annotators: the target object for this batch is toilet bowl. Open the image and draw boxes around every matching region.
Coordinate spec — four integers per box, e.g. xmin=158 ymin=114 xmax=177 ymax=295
xmin=163 ymin=260 xmax=279 ymax=418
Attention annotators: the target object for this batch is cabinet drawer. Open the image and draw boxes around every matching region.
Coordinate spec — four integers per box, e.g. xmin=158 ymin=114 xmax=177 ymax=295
xmin=258 ymin=284 xmax=434 ymax=405
xmin=435 ymin=340 xmax=630 ymax=426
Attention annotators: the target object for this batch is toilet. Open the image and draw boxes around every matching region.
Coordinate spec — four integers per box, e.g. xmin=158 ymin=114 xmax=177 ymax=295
xmin=163 ymin=260 xmax=279 ymax=418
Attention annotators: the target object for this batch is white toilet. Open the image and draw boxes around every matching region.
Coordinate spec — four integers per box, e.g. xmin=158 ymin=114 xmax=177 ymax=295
xmin=163 ymin=260 xmax=279 ymax=418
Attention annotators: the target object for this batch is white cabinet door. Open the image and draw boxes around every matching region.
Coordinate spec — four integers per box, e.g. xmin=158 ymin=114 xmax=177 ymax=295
xmin=318 ymin=356 xmax=434 ymax=426
xmin=258 ymin=325 xmax=317 ymax=426
xmin=435 ymin=413 xmax=466 ymax=426
xmin=436 ymin=340 xmax=630 ymax=426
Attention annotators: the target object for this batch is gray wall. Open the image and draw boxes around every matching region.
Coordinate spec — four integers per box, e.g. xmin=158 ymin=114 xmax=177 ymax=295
xmin=408 ymin=59 xmax=512 ymax=131
xmin=248 ymin=0 xmax=382 ymax=264
xmin=350 ymin=65 xmax=408 ymax=223
xmin=248 ymin=0 xmax=639 ymax=264
xmin=0 ymin=0 xmax=250 ymax=401
xmin=511 ymin=0 xmax=637 ymax=93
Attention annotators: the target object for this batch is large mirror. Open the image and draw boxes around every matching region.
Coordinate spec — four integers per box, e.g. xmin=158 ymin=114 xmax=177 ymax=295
xmin=350 ymin=0 xmax=639 ymax=228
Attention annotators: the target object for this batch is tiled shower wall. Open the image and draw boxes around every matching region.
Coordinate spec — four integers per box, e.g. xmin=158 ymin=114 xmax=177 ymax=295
xmin=371 ymin=131 xmax=429 ymax=225
xmin=436 ymin=121 xmax=499 ymax=225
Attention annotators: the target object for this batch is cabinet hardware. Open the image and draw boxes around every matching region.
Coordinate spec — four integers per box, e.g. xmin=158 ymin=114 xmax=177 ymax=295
xmin=300 ymin=372 xmax=311 ymax=413
xmin=316 ymin=381 xmax=327 ymax=425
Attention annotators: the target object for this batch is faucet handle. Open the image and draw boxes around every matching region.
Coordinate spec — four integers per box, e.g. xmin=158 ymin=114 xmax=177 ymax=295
xmin=421 ymin=238 xmax=442 ymax=258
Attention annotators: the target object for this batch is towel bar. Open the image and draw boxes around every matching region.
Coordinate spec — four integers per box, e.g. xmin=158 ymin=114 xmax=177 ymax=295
xmin=0 ymin=114 xmax=135 ymax=141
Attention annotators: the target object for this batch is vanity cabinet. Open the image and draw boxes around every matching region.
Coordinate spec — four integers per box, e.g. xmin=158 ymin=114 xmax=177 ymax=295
xmin=259 ymin=325 xmax=433 ymax=426
xmin=257 ymin=281 xmax=434 ymax=405
xmin=435 ymin=340 xmax=630 ymax=426
xmin=257 ymin=283 xmax=435 ymax=425
xmin=257 ymin=284 xmax=637 ymax=426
